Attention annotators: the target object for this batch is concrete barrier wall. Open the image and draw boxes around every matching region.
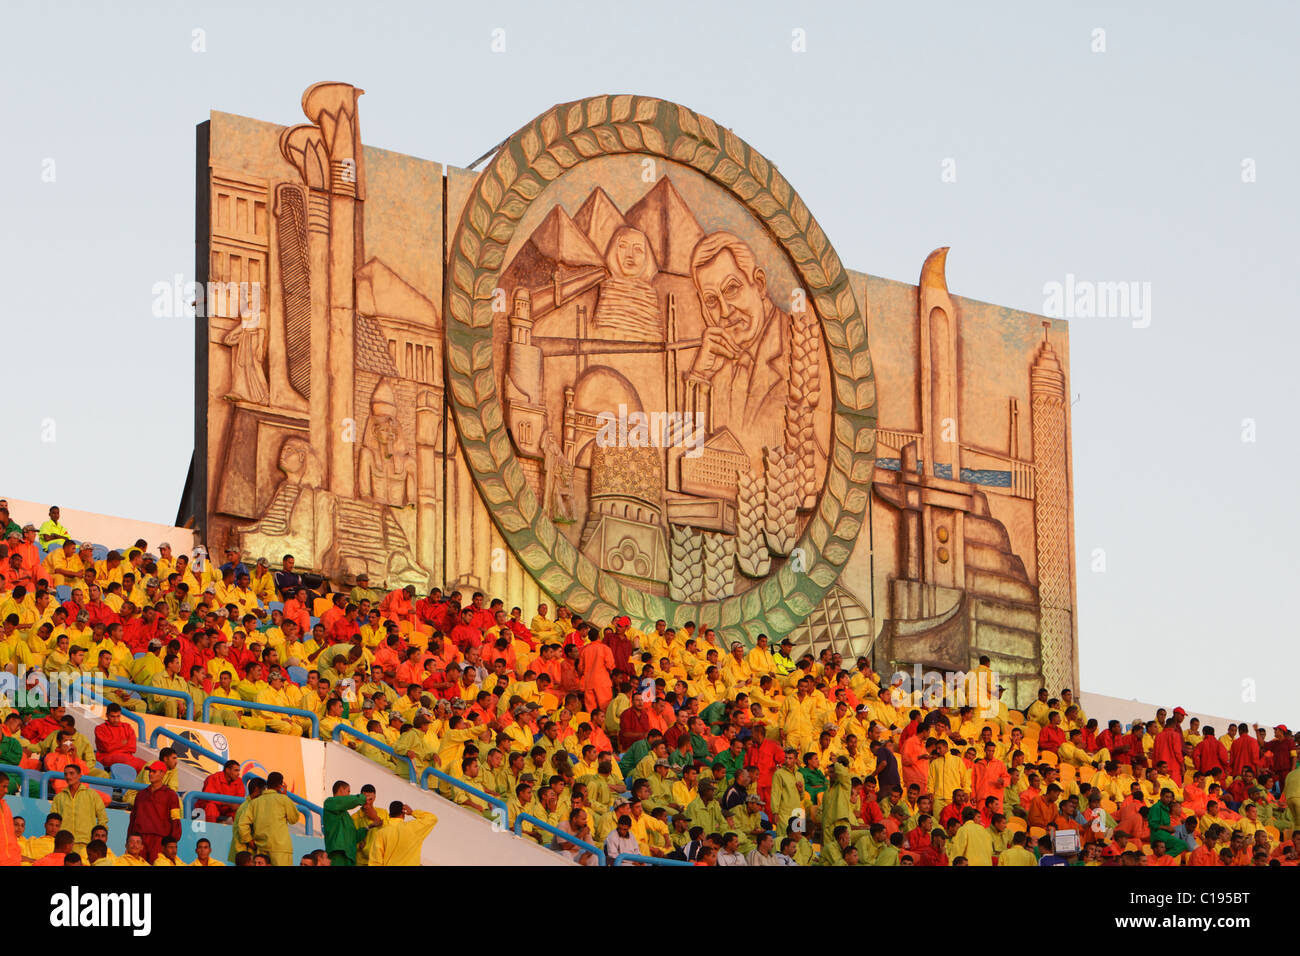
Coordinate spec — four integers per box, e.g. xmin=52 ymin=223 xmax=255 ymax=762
xmin=1080 ymin=691 xmax=1242 ymax=733
xmin=4 ymin=496 xmax=198 ymax=555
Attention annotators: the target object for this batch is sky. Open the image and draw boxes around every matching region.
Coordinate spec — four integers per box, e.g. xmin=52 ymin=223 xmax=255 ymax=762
xmin=2 ymin=0 xmax=1297 ymax=723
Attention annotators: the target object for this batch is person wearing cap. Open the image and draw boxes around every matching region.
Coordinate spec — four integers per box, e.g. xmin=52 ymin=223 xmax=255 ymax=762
xmin=248 ymin=558 xmax=277 ymax=604
xmin=256 ymin=669 xmax=307 ymax=736
xmin=772 ymin=638 xmax=797 ymax=678
xmin=349 ymin=573 xmax=380 ymax=607
xmin=721 ymin=640 xmax=754 ymax=689
xmin=127 ymin=760 xmax=181 ymax=862
xmin=11 ymin=525 xmax=40 ymax=582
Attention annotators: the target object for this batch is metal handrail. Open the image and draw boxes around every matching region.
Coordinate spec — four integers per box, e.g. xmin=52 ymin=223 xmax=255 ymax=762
xmin=0 ymin=762 xmax=40 ymax=795
xmin=612 ymin=852 xmax=692 ymax=866
xmin=202 ymin=696 xmax=320 ymax=739
xmin=99 ymin=677 xmax=194 ymax=720
xmin=180 ymin=789 xmax=317 ymax=837
xmin=420 ymin=765 xmax=508 ymax=824
xmin=79 ymin=685 xmax=147 ymax=744
xmin=40 ymin=769 xmax=147 ymax=798
xmin=512 ymin=812 xmax=606 ymax=866
xmin=330 ymin=724 xmax=417 ymax=783
xmin=149 ymin=727 xmax=227 ymax=767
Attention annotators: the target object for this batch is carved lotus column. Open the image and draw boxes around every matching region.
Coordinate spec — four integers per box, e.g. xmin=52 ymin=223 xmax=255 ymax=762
xmin=302 ymin=82 xmax=366 ymax=498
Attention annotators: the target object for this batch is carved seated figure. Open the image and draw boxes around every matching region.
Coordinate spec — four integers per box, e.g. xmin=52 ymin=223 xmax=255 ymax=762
xmin=235 ymin=437 xmax=335 ymax=569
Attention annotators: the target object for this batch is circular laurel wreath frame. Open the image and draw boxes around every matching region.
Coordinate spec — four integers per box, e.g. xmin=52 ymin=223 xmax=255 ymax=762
xmin=445 ymin=94 xmax=877 ymax=647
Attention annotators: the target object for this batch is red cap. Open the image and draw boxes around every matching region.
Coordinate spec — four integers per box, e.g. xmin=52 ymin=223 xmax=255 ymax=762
xmin=147 ymin=760 xmax=166 ymax=772
xmin=616 ymin=616 xmax=630 ymax=627
xmin=1276 ymin=725 xmax=1288 ymax=734
xmin=1172 ymin=707 xmax=1186 ymax=716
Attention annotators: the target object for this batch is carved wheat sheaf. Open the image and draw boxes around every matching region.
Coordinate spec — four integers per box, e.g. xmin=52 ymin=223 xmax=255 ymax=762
xmin=670 ymin=524 xmax=704 ymax=602
xmin=736 ymin=469 xmax=771 ymax=578
xmin=785 ymin=309 xmax=820 ymax=500
xmin=275 ymin=184 xmax=311 ymax=399
xmin=764 ymin=447 xmax=799 ymax=556
xmin=702 ymin=532 xmax=736 ymax=601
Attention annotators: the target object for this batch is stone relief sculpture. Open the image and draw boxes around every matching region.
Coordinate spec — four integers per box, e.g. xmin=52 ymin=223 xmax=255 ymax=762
xmin=357 ymin=381 xmax=417 ymax=508
xmin=541 ymin=429 xmax=577 ymax=523
xmin=685 ymin=231 xmax=791 ymax=448
xmin=235 ymin=437 xmax=334 ymax=564
xmin=498 ymin=177 xmax=830 ymax=602
xmin=592 ymin=225 xmax=662 ymax=338
xmin=195 ymin=87 xmax=1077 ymax=698
xmin=223 ymin=311 xmax=269 ymax=404
xmin=204 ymin=82 xmax=436 ymax=592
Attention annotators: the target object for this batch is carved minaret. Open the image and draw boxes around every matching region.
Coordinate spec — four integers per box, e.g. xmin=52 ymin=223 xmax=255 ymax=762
xmin=919 ymin=247 xmax=960 ymax=480
xmin=1030 ymin=326 xmax=1073 ymax=693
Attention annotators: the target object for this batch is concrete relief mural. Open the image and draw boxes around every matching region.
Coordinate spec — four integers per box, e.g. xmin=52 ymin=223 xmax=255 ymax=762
xmin=493 ymin=162 xmax=832 ymax=610
xmin=867 ymin=252 xmax=1078 ymax=706
xmin=187 ymin=85 xmax=1077 ymax=698
xmin=198 ymin=83 xmax=439 ymax=590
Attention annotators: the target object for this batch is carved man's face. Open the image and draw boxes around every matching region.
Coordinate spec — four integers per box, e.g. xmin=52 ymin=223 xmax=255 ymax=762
xmin=374 ymin=417 xmax=399 ymax=446
xmin=693 ymin=248 xmax=767 ymax=353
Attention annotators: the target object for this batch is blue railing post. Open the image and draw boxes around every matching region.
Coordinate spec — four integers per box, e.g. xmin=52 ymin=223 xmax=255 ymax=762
xmin=79 ymin=686 xmax=147 ymax=744
xmin=148 ymin=727 xmax=229 ymax=767
xmin=512 ymin=811 xmax=606 ymax=865
xmin=99 ymin=677 xmax=194 ymax=720
xmin=180 ymin=789 xmax=318 ymax=838
xmin=420 ymin=765 xmax=509 ymax=825
xmin=330 ymin=724 xmax=417 ymax=783
xmin=40 ymin=770 xmax=147 ymax=799
xmin=202 ymin=696 xmax=320 ymax=739
xmin=612 ymin=852 xmax=692 ymax=867
xmin=0 ymin=762 xmax=40 ymax=796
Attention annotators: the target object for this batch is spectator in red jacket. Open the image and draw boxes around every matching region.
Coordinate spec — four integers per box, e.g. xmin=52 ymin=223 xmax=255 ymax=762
xmin=1192 ymin=726 xmax=1230 ymax=775
xmin=618 ymin=693 xmax=653 ymax=751
xmin=198 ymin=760 xmax=246 ymax=823
xmin=1038 ymin=711 xmax=1066 ymax=755
xmin=93 ymin=704 xmax=144 ymax=773
xmin=1229 ymin=723 xmax=1262 ymax=776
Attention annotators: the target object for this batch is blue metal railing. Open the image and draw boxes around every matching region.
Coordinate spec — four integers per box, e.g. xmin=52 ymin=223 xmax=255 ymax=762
xmin=202 ymin=696 xmax=320 ymax=739
xmin=40 ymin=769 xmax=147 ymax=799
xmin=79 ymin=685 xmax=147 ymax=744
xmin=182 ymin=790 xmax=244 ymax=825
xmin=148 ymin=727 xmax=228 ymax=767
xmin=420 ymin=766 xmax=508 ymax=823
xmin=612 ymin=852 xmax=692 ymax=867
xmin=180 ymin=787 xmax=318 ymax=838
xmin=0 ymin=762 xmax=41 ymax=795
xmin=100 ymin=677 xmax=194 ymax=720
xmin=512 ymin=812 xmax=606 ymax=866
xmin=331 ymin=724 xmax=417 ymax=783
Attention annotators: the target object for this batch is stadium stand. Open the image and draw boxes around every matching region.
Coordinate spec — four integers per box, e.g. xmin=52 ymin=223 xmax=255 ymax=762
xmin=0 ymin=498 xmax=1297 ymax=866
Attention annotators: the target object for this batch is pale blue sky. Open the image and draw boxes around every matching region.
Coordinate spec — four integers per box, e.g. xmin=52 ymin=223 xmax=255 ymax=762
xmin=2 ymin=0 xmax=1297 ymax=723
